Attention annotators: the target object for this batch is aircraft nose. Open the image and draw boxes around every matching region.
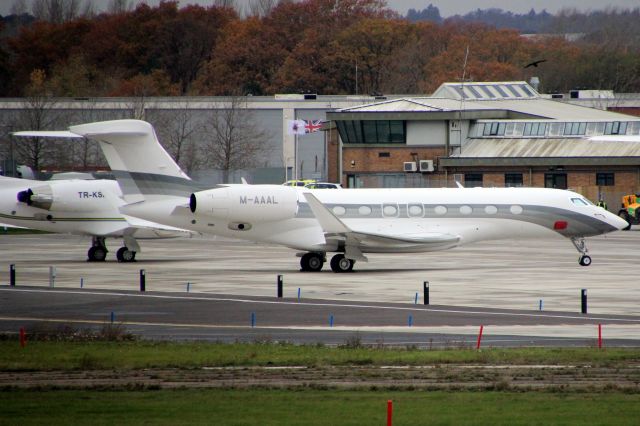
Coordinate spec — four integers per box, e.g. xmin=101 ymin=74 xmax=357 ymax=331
xmin=608 ymin=211 xmax=629 ymax=230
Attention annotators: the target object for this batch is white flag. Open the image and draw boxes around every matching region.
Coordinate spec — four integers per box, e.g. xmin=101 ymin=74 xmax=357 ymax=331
xmin=287 ymin=119 xmax=306 ymax=135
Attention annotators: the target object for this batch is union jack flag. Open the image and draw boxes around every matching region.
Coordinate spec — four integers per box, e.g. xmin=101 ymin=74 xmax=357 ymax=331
xmin=304 ymin=120 xmax=324 ymax=133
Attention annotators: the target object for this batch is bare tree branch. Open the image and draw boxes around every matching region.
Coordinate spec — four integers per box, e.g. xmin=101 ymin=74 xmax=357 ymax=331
xmin=201 ymin=96 xmax=271 ymax=183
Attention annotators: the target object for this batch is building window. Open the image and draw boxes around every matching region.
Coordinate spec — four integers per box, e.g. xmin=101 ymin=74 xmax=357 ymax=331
xmin=378 ymin=152 xmax=390 ymax=158
xmin=336 ymin=120 xmax=405 ymax=144
xmin=545 ymin=173 xmax=567 ymax=189
xmin=482 ymin=122 xmax=506 ymax=136
xmin=465 ymin=173 xmax=483 ymax=187
xmin=505 ymin=173 xmax=523 ymax=187
xmin=563 ymin=122 xmax=587 ymax=136
xmin=604 ymin=122 xmax=627 ymax=135
xmin=523 ymin=122 xmax=547 ymax=136
xmin=596 ymin=172 xmax=614 ymax=186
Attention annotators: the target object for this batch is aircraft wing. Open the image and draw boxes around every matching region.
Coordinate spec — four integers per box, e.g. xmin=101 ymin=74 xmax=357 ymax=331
xmin=303 ymin=193 xmax=460 ymax=261
xmin=121 ymin=214 xmax=194 ymax=238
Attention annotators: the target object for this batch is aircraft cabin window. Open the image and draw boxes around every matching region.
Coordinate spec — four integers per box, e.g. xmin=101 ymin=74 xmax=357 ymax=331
xmin=332 ymin=206 xmax=346 ymax=216
xmin=510 ymin=205 xmax=523 ymax=215
xmin=408 ymin=204 xmax=423 ymax=217
xmin=485 ymin=205 xmax=498 ymax=214
xmin=434 ymin=205 xmax=447 ymax=215
xmin=383 ymin=205 xmax=398 ymax=216
xmin=460 ymin=205 xmax=472 ymax=215
xmin=358 ymin=206 xmax=372 ymax=216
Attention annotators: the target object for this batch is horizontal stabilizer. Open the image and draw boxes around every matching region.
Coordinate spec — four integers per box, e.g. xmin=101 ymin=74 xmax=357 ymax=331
xmin=13 ymin=130 xmax=83 ymax=138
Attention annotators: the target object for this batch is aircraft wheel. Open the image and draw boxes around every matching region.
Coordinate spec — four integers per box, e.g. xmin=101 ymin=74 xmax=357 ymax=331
xmin=579 ymin=255 xmax=592 ymax=267
xmin=88 ymin=246 xmax=107 ymax=262
xmin=117 ymin=247 xmax=136 ymax=263
xmin=300 ymin=253 xmax=323 ymax=272
xmin=330 ymin=254 xmax=354 ymax=273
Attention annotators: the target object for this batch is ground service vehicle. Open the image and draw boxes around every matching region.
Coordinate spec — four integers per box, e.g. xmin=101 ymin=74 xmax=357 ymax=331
xmin=618 ymin=194 xmax=639 ymax=230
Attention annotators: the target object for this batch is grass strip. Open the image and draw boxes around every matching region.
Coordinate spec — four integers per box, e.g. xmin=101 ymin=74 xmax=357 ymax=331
xmin=1 ymin=388 xmax=639 ymax=425
xmin=2 ymin=341 xmax=640 ymax=371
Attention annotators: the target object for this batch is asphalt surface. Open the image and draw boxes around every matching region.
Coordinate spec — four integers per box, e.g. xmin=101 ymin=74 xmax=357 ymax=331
xmin=1 ymin=232 xmax=640 ymax=347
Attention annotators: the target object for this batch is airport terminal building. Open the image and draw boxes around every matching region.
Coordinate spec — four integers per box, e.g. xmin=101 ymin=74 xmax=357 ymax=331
xmin=2 ymin=81 xmax=640 ymax=205
xmin=326 ymin=81 xmax=640 ymax=205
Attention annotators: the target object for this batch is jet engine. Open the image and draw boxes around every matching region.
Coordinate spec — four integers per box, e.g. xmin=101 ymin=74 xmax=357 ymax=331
xmin=16 ymin=181 xmax=115 ymax=212
xmin=189 ymin=185 xmax=298 ymax=223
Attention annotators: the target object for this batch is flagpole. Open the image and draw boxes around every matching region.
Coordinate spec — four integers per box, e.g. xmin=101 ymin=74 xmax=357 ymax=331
xmin=294 ymin=132 xmax=298 ymax=180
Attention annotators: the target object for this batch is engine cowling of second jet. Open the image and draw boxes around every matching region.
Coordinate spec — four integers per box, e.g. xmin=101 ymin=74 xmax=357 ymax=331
xmin=16 ymin=182 xmax=114 ymax=212
xmin=189 ymin=185 xmax=299 ymax=223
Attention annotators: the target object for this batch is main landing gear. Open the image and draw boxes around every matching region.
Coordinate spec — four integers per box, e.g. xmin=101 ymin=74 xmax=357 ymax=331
xmin=87 ymin=236 xmax=137 ymax=262
xmin=571 ymin=237 xmax=592 ymax=266
xmin=299 ymin=252 xmax=355 ymax=273
xmin=87 ymin=236 xmax=108 ymax=262
xmin=116 ymin=246 xmax=136 ymax=262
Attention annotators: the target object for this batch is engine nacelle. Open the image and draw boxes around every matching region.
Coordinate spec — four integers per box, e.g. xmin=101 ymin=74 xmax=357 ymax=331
xmin=16 ymin=181 xmax=116 ymax=213
xmin=189 ymin=185 xmax=298 ymax=223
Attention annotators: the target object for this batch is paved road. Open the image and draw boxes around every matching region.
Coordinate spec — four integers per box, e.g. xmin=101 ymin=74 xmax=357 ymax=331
xmin=2 ymin=286 xmax=639 ymax=347
xmin=1 ymin=232 xmax=640 ymax=347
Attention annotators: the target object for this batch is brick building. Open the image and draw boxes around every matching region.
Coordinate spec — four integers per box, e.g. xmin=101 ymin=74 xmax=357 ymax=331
xmin=326 ymin=81 xmax=640 ymax=207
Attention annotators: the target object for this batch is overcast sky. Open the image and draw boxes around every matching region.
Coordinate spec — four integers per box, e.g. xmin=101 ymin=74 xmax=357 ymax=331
xmin=1 ymin=0 xmax=638 ymax=17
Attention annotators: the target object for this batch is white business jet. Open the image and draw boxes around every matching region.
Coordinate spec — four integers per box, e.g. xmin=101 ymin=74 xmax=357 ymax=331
xmin=0 ymin=172 xmax=190 ymax=263
xmin=20 ymin=120 xmax=628 ymax=272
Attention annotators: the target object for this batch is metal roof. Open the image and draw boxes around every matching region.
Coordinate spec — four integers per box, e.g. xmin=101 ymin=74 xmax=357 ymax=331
xmin=433 ymin=81 xmax=540 ymax=100
xmin=337 ymin=81 xmax=639 ymax=121
xmin=455 ymin=138 xmax=640 ymax=158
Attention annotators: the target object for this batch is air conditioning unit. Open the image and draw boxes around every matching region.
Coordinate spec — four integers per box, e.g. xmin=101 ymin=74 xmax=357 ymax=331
xmin=403 ymin=162 xmax=417 ymax=172
xmin=419 ymin=160 xmax=434 ymax=173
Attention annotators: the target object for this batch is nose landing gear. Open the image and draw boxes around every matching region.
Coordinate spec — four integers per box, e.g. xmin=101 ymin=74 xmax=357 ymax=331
xmin=571 ymin=237 xmax=592 ymax=266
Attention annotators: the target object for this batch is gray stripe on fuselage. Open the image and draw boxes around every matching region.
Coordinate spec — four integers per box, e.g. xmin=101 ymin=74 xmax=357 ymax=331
xmin=111 ymin=171 xmax=208 ymax=197
xmin=296 ymin=203 xmax=617 ymax=237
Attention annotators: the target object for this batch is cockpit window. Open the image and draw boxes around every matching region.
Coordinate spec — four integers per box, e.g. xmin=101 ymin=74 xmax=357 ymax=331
xmin=571 ymin=198 xmax=589 ymax=206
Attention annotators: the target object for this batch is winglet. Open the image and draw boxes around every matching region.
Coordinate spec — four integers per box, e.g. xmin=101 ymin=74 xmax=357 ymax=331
xmin=303 ymin=193 xmax=350 ymax=234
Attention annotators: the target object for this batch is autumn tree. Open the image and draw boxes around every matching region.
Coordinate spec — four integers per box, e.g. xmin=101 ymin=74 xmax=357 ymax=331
xmin=326 ymin=18 xmax=415 ymax=94
xmin=420 ymin=24 xmax=532 ymax=92
xmin=193 ymin=17 xmax=278 ymax=95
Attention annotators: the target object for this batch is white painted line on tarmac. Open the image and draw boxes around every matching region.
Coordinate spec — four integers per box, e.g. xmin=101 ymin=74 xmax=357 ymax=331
xmin=2 ymin=286 xmax=640 ymax=323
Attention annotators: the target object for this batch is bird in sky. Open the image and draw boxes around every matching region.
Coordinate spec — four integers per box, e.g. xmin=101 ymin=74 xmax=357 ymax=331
xmin=524 ymin=59 xmax=547 ymax=68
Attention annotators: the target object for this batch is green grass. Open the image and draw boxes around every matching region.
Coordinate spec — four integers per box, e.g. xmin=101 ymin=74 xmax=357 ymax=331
xmin=1 ymin=389 xmax=639 ymax=425
xmin=2 ymin=340 xmax=640 ymax=371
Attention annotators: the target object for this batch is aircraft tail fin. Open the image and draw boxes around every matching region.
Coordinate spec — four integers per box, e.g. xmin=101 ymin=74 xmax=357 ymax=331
xmin=70 ymin=120 xmax=196 ymax=201
xmin=15 ymin=120 xmax=198 ymax=202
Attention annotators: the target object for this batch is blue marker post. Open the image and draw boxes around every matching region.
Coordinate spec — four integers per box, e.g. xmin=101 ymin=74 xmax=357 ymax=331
xmin=80 ymin=278 xmax=84 ymax=289
xmin=251 ymin=312 xmax=256 ymax=328
xmin=297 ymin=287 xmax=301 ymax=301
xmin=414 ymin=292 xmax=418 ymax=304
xmin=539 ymin=299 xmax=543 ymax=311
xmin=110 ymin=311 xmax=115 ymax=324
xmin=408 ymin=314 xmax=413 ymax=327
xmin=329 ymin=314 xmax=334 ymax=327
